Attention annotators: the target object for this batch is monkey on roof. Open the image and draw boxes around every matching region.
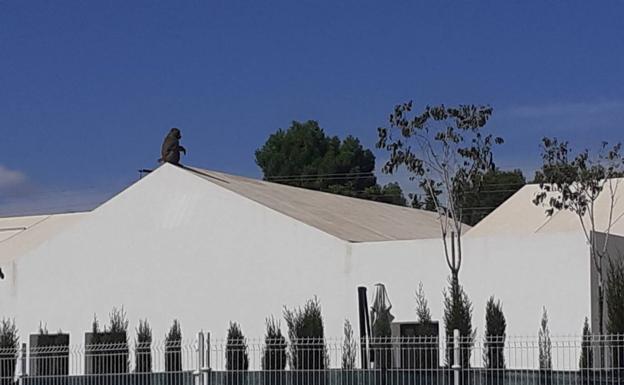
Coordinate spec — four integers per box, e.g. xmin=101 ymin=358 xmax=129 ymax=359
xmin=159 ymin=128 xmax=186 ymax=165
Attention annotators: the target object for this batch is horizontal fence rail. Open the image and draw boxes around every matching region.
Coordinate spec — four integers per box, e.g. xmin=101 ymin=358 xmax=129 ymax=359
xmin=0 ymin=333 xmax=621 ymax=385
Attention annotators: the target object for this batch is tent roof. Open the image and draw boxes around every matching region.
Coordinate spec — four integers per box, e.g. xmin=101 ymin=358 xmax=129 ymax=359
xmin=466 ymin=179 xmax=624 ymax=238
xmin=182 ymin=165 xmax=450 ymax=242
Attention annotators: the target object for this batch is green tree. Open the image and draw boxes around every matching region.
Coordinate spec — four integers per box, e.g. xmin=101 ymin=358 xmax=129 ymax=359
xmin=378 ymin=103 xmax=503 ymax=284
xmin=256 ymin=121 xmax=376 ymax=190
xmin=165 ymin=320 xmax=182 ymax=373
xmin=256 ymin=120 xmax=408 ymax=205
xmin=415 ymin=281 xmax=432 ymax=323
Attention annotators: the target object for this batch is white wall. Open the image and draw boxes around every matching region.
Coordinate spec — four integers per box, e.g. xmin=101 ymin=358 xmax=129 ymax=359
xmin=351 ymin=232 xmax=591 ymax=339
xmin=0 ymin=165 xmax=592 ymax=352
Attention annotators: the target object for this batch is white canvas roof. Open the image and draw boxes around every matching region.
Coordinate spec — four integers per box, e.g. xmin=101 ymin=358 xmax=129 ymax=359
xmin=184 ymin=166 xmax=450 ymax=242
xmin=466 ymin=179 xmax=624 ymax=238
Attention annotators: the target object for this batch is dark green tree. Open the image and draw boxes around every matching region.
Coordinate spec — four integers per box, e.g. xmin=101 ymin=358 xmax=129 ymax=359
xmin=538 ymin=308 xmax=552 ymax=370
xmin=226 ymin=322 xmax=249 ymax=371
xmin=256 ymin=120 xmax=409 ymax=205
xmin=378 ymin=103 xmax=503 ymax=284
xmin=256 ymin=121 xmax=376 ymax=191
xmin=533 ymin=138 xmax=623 ymax=341
xmin=283 ymin=296 xmax=326 ymax=370
xmin=483 ymin=297 xmax=506 ymax=370
xmin=415 ymin=281 xmax=432 ymax=323
xmin=443 ymin=278 xmax=474 ymax=368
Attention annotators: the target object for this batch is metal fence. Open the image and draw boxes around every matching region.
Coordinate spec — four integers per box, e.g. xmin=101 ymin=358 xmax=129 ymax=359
xmin=0 ymin=331 xmax=622 ymax=385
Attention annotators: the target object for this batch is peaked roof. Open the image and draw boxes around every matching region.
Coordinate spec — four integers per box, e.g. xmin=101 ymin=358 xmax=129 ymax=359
xmin=181 ymin=165 xmax=449 ymax=242
xmin=466 ymin=179 xmax=624 ymax=238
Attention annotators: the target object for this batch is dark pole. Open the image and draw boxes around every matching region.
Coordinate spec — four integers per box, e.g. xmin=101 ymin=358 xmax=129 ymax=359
xmin=358 ymin=286 xmax=370 ymax=369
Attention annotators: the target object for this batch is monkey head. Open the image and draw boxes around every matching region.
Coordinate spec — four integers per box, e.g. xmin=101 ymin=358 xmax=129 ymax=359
xmin=170 ymin=128 xmax=181 ymax=139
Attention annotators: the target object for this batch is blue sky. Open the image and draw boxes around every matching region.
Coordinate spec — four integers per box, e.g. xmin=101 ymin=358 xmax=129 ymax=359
xmin=1 ymin=1 xmax=624 ymax=215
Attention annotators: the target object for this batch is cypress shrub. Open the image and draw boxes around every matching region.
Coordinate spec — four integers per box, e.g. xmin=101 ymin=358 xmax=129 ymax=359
xmin=284 ymin=296 xmax=327 ymax=370
xmin=484 ymin=297 xmax=506 ymax=369
xmin=262 ymin=317 xmax=287 ymax=371
xmin=579 ymin=317 xmax=593 ymax=383
xmin=226 ymin=322 xmax=249 ymax=371
xmin=165 ymin=320 xmax=182 ymax=372
xmin=538 ymin=307 xmax=552 ymax=385
xmin=135 ymin=319 xmax=152 ymax=373
xmin=0 ymin=319 xmax=18 ymax=385
xmin=443 ymin=277 xmax=474 ymax=368
xmin=341 ymin=319 xmax=357 ymax=370
xmin=165 ymin=320 xmax=182 ymax=385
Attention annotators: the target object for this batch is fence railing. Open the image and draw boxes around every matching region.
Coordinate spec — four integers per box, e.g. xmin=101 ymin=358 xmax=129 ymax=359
xmin=0 ymin=331 xmax=622 ymax=385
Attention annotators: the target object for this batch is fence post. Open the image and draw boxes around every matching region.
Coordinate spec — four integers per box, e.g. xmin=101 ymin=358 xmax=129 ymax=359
xmin=196 ymin=331 xmax=205 ymax=385
xmin=452 ymin=329 xmax=460 ymax=385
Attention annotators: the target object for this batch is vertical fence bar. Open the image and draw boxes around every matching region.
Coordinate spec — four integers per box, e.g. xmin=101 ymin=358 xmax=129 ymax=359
xmin=452 ymin=329 xmax=460 ymax=385
xmin=196 ymin=331 xmax=205 ymax=385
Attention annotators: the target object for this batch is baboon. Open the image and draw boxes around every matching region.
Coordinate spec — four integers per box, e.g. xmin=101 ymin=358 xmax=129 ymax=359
xmin=159 ymin=128 xmax=186 ymax=165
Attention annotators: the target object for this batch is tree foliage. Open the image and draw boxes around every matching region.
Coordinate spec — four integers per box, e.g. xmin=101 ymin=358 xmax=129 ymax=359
xmin=538 ymin=308 xmax=552 ymax=370
xmin=135 ymin=319 xmax=152 ymax=373
xmin=606 ymin=259 xmax=624 ymax=334
xmin=377 ymin=103 xmax=503 ymax=281
xmin=256 ymin=120 xmax=408 ymax=205
xmin=226 ymin=322 xmax=249 ymax=371
xmin=415 ymin=282 xmax=432 ymax=323
xmin=165 ymin=320 xmax=182 ymax=373
xmin=262 ymin=317 xmax=287 ymax=371
xmin=483 ymin=297 xmax=506 ymax=369
xmin=283 ymin=297 xmax=326 ymax=370
xmin=579 ymin=317 xmax=593 ymax=371
xmin=341 ymin=319 xmax=357 ymax=370
xmin=0 ymin=318 xmax=18 ymax=385
xmin=443 ymin=278 xmax=474 ymax=368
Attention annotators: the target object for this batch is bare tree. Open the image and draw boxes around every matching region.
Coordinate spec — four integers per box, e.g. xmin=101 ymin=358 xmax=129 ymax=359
xmin=377 ymin=103 xmax=503 ymax=284
xmin=533 ymin=138 xmax=623 ymax=339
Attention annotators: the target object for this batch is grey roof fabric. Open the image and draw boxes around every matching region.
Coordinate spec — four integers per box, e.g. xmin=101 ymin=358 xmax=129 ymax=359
xmin=184 ymin=166 xmax=451 ymax=242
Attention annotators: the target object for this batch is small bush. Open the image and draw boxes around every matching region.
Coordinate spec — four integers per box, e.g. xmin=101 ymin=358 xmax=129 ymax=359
xmin=0 ymin=319 xmax=18 ymax=385
xmin=226 ymin=322 xmax=249 ymax=371
xmin=341 ymin=319 xmax=357 ymax=370
xmin=262 ymin=317 xmax=287 ymax=371
xmin=284 ymin=296 xmax=327 ymax=370
xmin=135 ymin=319 xmax=152 ymax=373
